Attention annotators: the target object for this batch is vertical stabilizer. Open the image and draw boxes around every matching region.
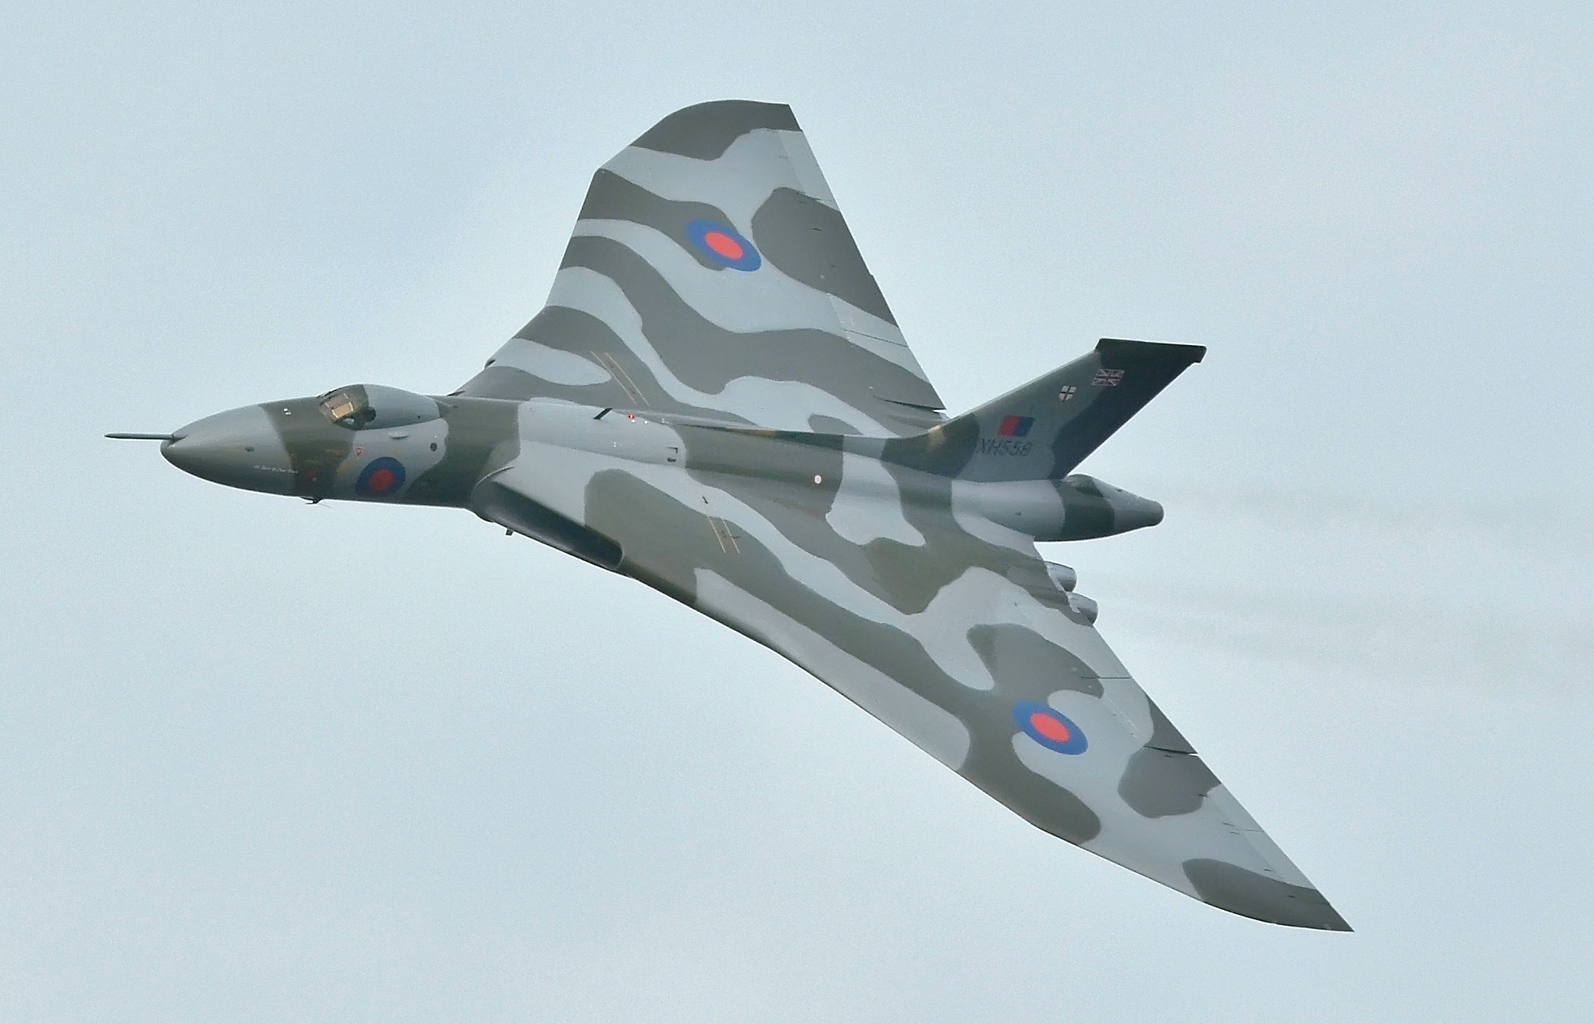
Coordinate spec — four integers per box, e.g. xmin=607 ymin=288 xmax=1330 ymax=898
xmin=883 ymin=339 xmax=1205 ymax=482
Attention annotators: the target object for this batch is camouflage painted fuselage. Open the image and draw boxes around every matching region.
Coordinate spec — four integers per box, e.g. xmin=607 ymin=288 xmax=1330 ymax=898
xmin=162 ymin=383 xmax=1167 ymax=550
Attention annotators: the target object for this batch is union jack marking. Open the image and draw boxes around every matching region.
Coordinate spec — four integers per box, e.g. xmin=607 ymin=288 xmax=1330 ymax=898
xmin=1092 ymin=368 xmax=1124 ymax=387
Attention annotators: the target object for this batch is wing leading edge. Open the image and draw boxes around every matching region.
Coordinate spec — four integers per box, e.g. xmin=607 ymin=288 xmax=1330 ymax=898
xmin=458 ymin=100 xmax=945 ymax=437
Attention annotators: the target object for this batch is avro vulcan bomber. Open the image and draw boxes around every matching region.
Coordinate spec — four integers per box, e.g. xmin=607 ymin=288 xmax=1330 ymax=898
xmin=112 ymin=101 xmax=1348 ymax=930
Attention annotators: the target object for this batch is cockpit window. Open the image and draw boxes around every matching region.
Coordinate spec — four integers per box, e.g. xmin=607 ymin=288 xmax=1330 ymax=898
xmin=319 ymin=388 xmax=374 ymax=427
xmin=318 ymin=384 xmax=441 ymax=430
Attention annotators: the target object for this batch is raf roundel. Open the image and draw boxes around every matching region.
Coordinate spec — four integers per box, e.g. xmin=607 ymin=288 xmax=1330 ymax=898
xmin=1013 ymin=701 xmax=1088 ymax=755
xmin=356 ymin=456 xmax=406 ymax=498
xmin=685 ymin=218 xmax=762 ymax=271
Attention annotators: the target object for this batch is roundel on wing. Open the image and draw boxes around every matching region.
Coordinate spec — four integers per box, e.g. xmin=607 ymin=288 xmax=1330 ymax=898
xmin=356 ymin=456 xmax=406 ymax=497
xmin=685 ymin=219 xmax=762 ymax=271
xmin=1013 ymin=701 xmax=1088 ymax=755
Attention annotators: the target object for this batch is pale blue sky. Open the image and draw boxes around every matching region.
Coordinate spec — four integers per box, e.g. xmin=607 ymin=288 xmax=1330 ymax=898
xmin=3 ymin=2 xmax=1591 ymax=1020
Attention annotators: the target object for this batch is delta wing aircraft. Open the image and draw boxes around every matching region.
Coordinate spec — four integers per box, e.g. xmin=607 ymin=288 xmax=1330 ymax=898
xmin=111 ymin=101 xmax=1348 ymax=930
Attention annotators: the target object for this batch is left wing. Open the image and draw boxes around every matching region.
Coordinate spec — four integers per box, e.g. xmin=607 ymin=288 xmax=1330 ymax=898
xmin=457 ymin=100 xmax=946 ymax=436
xmin=476 ymin=421 xmax=1349 ymax=930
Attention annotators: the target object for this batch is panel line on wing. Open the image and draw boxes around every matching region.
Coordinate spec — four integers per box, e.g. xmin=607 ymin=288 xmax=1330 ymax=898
xmin=591 ymin=350 xmax=649 ymax=407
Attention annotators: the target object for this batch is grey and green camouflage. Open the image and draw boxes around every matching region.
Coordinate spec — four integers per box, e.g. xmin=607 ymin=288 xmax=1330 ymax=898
xmin=118 ymin=100 xmax=1349 ymax=931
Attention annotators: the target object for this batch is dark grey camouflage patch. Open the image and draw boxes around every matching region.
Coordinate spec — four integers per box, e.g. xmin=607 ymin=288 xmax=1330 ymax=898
xmin=631 ymin=100 xmax=799 ymax=161
xmin=264 ymin=398 xmax=354 ymax=500
xmin=456 ymin=363 xmax=617 ymax=404
xmin=1117 ymin=749 xmax=1220 ymax=818
xmin=752 ymin=187 xmax=898 ymax=326
xmin=1055 ymin=478 xmax=1116 ymax=539
xmin=518 ymin=305 xmax=646 ymax=391
xmin=472 ymin=476 xmax=623 ymax=570
xmin=856 ymin=536 xmax=981 ymax=614
xmin=1145 ymin=697 xmax=1197 ymax=754
xmin=808 ymin=414 xmax=860 ymax=434
xmin=680 ymin=425 xmax=846 ymax=493
xmin=868 ymin=396 xmax=946 ymax=433
xmin=967 ymin=624 xmax=1105 ymax=698
xmin=577 ymin=169 xmax=741 ymax=272
xmin=1184 ymin=859 xmax=1352 ymax=930
xmin=406 ymin=397 xmax=522 ymax=506
xmin=877 ymin=415 xmax=983 ymax=479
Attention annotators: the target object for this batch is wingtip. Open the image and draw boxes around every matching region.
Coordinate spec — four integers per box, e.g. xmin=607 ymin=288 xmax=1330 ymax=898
xmin=1221 ymin=895 xmax=1351 ymax=932
xmin=1184 ymin=858 xmax=1351 ymax=931
xmin=1279 ymin=902 xmax=1353 ymax=933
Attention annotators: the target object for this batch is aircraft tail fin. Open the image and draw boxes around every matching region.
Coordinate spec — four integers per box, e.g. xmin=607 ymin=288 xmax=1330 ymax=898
xmin=882 ymin=339 xmax=1205 ymax=482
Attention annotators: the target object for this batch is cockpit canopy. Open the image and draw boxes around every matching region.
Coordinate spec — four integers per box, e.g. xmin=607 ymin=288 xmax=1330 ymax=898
xmin=318 ymin=384 xmax=441 ymax=430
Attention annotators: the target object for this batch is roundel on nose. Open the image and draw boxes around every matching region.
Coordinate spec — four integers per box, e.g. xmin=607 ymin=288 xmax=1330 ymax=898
xmin=356 ymin=457 xmax=406 ymax=497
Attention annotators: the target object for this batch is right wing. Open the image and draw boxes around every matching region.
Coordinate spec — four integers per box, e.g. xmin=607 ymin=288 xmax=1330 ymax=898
xmin=457 ymin=100 xmax=946 ymax=437
xmin=478 ymin=422 xmax=1349 ymax=930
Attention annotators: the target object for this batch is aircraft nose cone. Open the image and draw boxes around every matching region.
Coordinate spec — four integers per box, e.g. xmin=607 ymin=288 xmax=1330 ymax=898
xmin=162 ymin=406 xmax=295 ymax=495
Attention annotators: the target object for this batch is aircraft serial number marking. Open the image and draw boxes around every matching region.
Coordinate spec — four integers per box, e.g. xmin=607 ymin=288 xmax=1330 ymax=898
xmin=978 ymin=438 xmax=1034 ymax=457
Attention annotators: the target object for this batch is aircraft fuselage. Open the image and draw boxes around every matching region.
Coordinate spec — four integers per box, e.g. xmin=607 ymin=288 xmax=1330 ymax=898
xmin=159 ymin=385 xmax=1165 ymax=550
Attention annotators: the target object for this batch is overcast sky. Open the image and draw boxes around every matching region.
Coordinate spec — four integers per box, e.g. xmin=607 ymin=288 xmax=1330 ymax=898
xmin=3 ymin=2 xmax=1591 ymax=1020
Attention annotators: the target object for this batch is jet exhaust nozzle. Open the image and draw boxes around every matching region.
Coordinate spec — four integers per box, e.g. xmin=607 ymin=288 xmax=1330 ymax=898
xmin=975 ymin=474 xmax=1164 ymax=541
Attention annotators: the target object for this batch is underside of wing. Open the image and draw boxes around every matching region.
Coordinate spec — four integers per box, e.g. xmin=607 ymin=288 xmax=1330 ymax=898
xmin=479 ymin=424 xmax=1348 ymax=930
xmin=457 ymin=100 xmax=946 ymax=436
xmin=667 ymin=524 xmax=1348 ymax=930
